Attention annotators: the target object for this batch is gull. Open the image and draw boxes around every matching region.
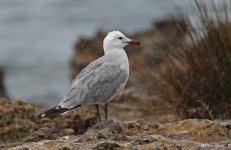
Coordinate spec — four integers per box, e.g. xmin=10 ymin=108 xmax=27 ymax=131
xmin=38 ymin=31 xmax=141 ymax=121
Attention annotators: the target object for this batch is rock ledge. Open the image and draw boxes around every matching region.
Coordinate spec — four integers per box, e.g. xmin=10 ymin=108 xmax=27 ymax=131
xmin=10 ymin=119 xmax=231 ymax=150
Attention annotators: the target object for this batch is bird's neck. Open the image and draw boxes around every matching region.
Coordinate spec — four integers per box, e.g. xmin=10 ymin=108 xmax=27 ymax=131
xmin=103 ymin=48 xmax=129 ymax=68
xmin=104 ymin=48 xmax=126 ymax=56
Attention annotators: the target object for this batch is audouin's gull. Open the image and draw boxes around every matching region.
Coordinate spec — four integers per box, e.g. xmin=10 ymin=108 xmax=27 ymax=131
xmin=38 ymin=31 xmax=141 ymax=121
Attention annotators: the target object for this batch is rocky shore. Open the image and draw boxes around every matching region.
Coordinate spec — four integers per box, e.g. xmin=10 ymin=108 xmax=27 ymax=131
xmin=2 ymin=6 xmax=231 ymax=149
xmin=9 ymin=119 xmax=231 ymax=150
xmin=0 ymin=19 xmax=197 ymax=149
xmin=1 ymin=18 xmax=188 ymax=149
xmin=0 ymin=98 xmax=230 ymax=150
xmin=0 ymin=98 xmax=97 ymax=149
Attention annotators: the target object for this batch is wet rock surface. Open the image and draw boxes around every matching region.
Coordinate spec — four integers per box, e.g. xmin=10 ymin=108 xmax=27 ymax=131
xmin=9 ymin=119 xmax=231 ymax=150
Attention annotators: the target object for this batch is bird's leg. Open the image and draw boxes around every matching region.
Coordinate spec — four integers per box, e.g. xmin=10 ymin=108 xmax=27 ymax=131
xmin=104 ymin=103 xmax=108 ymax=119
xmin=95 ymin=104 xmax=101 ymax=122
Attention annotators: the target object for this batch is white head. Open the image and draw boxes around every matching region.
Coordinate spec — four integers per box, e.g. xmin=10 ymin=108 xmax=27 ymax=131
xmin=103 ymin=31 xmax=140 ymax=54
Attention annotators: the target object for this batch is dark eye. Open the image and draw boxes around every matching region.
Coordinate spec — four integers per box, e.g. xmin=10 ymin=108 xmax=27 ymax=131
xmin=118 ymin=37 xmax=123 ymax=40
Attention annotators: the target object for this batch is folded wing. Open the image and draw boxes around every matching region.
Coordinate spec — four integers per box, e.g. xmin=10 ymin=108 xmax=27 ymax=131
xmin=59 ymin=60 xmax=128 ymax=109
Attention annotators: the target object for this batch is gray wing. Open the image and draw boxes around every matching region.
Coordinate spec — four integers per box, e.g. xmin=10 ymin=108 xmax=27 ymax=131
xmin=59 ymin=61 xmax=128 ymax=109
xmin=70 ymin=58 xmax=104 ymax=89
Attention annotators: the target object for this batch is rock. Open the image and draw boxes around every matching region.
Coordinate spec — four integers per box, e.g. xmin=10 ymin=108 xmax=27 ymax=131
xmin=0 ymin=98 xmax=97 ymax=149
xmin=9 ymin=119 xmax=231 ymax=150
xmin=62 ymin=128 xmax=75 ymax=135
xmin=92 ymin=141 xmax=125 ymax=150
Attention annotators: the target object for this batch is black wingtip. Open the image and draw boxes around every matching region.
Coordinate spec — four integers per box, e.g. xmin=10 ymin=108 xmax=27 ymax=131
xmin=37 ymin=106 xmax=69 ymax=119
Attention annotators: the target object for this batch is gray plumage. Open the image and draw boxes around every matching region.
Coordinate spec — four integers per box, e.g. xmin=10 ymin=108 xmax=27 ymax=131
xmin=59 ymin=53 xmax=129 ymax=109
xmin=38 ymin=30 xmax=140 ymax=119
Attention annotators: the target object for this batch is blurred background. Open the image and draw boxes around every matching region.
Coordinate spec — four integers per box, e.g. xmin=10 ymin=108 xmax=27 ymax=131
xmin=0 ymin=0 xmax=230 ymax=121
xmin=0 ymin=0 xmax=193 ymax=106
xmin=1 ymin=1 xmax=231 ymax=148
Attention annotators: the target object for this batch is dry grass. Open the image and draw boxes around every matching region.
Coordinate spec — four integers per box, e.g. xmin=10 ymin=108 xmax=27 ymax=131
xmin=180 ymin=0 xmax=231 ymax=119
xmin=151 ymin=0 xmax=231 ymax=119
